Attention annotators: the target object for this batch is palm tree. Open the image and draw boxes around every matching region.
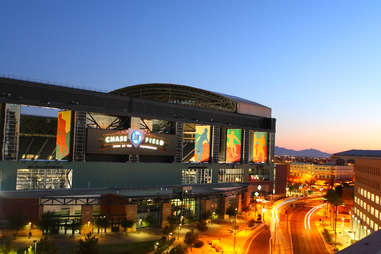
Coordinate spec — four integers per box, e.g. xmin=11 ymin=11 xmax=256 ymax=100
xmin=325 ymin=188 xmax=342 ymax=249
xmin=37 ymin=212 xmax=60 ymax=235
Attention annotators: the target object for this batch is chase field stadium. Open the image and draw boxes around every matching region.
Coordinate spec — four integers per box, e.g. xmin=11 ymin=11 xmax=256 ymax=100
xmin=0 ymin=77 xmax=276 ymax=232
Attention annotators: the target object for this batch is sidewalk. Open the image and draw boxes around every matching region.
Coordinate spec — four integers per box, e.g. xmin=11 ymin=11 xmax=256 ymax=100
xmin=316 ymin=208 xmax=353 ymax=253
xmin=188 ymin=212 xmax=263 ymax=254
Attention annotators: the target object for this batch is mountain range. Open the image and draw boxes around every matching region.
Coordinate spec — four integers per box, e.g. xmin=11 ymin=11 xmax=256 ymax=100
xmin=275 ymin=146 xmax=331 ymax=157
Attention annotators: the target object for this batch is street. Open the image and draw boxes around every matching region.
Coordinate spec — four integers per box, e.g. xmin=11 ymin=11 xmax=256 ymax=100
xmin=247 ymin=197 xmax=330 ymax=254
xmin=289 ymin=203 xmax=329 ymax=254
xmin=247 ymin=227 xmax=271 ymax=254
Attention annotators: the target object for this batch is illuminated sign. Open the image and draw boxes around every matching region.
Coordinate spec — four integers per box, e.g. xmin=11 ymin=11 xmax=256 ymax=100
xmin=102 ymin=128 xmax=166 ymax=151
xmin=129 ymin=129 xmax=144 ymax=148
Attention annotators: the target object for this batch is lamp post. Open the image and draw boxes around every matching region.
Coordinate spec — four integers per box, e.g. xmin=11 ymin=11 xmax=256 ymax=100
xmin=254 ymin=192 xmax=259 ymax=218
xmin=178 ymin=223 xmax=182 ymax=240
xmin=234 ymin=208 xmax=238 ymax=254
xmin=33 ymin=240 xmax=37 ymax=254
xmin=262 ymin=207 xmax=266 ymax=223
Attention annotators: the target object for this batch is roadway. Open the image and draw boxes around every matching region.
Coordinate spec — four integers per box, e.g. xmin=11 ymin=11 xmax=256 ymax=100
xmin=245 ymin=197 xmax=330 ymax=254
xmin=289 ymin=200 xmax=329 ymax=254
xmin=247 ymin=226 xmax=271 ymax=254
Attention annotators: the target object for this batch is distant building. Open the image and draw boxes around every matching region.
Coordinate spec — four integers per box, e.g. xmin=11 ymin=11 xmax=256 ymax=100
xmin=288 ymin=163 xmax=354 ymax=184
xmin=331 ymin=149 xmax=381 ymax=165
xmin=274 ymin=163 xmax=289 ymax=197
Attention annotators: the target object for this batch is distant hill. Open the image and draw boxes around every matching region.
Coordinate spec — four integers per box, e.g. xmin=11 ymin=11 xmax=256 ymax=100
xmin=275 ymin=146 xmax=331 ymax=157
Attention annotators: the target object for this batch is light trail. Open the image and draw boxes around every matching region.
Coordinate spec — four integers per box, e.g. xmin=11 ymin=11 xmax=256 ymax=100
xmin=304 ymin=204 xmax=324 ymax=231
xmin=272 ymin=198 xmax=298 ymax=224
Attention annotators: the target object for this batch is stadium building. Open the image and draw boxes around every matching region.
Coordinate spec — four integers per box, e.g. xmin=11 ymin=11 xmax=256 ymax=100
xmin=0 ymin=77 xmax=276 ymax=232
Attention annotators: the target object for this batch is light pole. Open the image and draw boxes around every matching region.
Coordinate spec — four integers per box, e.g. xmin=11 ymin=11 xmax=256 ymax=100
xmin=33 ymin=240 xmax=37 ymax=254
xmin=262 ymin=207 xmax=266 ymax=223
xmin=178 ymin=223 xmax=182 ymax=240
xmin=234 ymin=207 xmax=238 ymax=254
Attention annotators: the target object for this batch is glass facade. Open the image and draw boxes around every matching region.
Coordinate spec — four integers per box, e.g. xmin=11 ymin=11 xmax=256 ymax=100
xmin=218 ymin=168 xmax=244 ymax=183
xmin=181 ymin=168 xmax=212 ymax=184
xmin=16 ymin=168 xmax=72 ymax=190
xmin=171 ymin=198 xmax=196 ymax=219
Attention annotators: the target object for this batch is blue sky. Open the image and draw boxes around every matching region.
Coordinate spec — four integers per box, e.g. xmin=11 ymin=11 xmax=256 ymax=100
xmin=1 ymin=0 xmax=381 ymax=153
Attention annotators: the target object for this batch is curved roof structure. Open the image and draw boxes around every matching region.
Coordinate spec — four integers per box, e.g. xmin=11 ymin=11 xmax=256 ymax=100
xmin=111 ymin=83 xmax=271 ymax=117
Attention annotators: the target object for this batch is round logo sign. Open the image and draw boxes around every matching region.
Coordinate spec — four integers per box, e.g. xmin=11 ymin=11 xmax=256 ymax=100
xmin=130 ymin=130 xmax=143 ymax=148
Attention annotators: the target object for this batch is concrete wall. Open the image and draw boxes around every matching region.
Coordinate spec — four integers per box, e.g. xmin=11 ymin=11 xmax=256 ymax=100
xmin=0 ymin=160 xmax=274 ymax=190
xmin=72 ymin=162 xmax=182 ymax=189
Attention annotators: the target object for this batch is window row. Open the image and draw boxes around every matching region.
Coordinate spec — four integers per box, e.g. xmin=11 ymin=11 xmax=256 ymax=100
xmin=357 ymin=187 xmax=381 ymax=205
xmin=354 ymin=206 xmax=380 ymax=231
xmin=16 ymin=168 xmax=72 ymax=190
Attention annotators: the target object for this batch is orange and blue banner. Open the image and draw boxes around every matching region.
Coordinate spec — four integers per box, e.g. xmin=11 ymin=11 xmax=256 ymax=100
xmin=56 ymin=111 xmax=71 ymax=160
xmin=252 ymin=132 xmax=268 ymax=163
xmin=194 ymin=125 xmax=210 ymax=162
xmin=226 ymin=129 xmax=241 ymax=162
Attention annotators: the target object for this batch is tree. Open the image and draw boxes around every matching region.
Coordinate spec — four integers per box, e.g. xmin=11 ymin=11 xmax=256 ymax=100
xmin=169 ymin=244 xmax=187 ymax=254
xmin=0 ymin=236 xmax=12 ymax=254
xmin=36 ymin=237 xmax=57 ymax=254
xmin=196 ymin=221 xmax=208 ymax=232
xmin=37 ymin=212 xmax=60 ymax=235
xmin=120 ymin=218 xmax=133 ymax=232
xmin=7 ymin=213 xmax=27 ymax=236
xmin=76 ymin=233 xmax=99 ymax=254
xmin=226 ymin=206 xmax=238 ymax=217
xmin=184 ymin=229 xmax=198 ymax=246
xmin=325 ymin=188 xmax=342 ymax=248
xmin=94 ymin=216 xmax=107 ymax=234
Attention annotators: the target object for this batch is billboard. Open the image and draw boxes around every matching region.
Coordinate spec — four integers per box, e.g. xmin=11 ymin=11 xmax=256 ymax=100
xmin=226 ymin=129 xmax=241 ymax=163
xmin=86 ymin=128 xmax=176 ymax=156
xmin=252 ymin=132 xmax=268 ymax=163
xmin=56 ymin=111 xmax=71 ymax=160
xmin=194 ymin=125 xmax=210 ymax=162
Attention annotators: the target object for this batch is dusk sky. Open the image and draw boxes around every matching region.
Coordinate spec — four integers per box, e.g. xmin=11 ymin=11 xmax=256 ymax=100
xmin=1 ymin=1 xmax=380 ymax=154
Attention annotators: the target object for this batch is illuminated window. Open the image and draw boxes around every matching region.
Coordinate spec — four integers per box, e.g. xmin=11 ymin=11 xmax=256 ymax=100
xmin=371 ymin=207 xmax=374 ymax=215
xmin=376 ymin=209 xmax=379 ymax=219
xmin=218 ymin=168 xmax=244 ymax=183
xmin=367 ymin=217 xmax=370 ymax=225
xmin=371 ymin=220 xmax=374 ymax=229
xmin=372 ymin=193 xmax=375 ymax=202
xmin=368 ymin=191 xmax=371 ymax=200
xmin=16 ymin=168 xmax=72 ymax=190
xmin=181 ymin=168 xmax=212 ymax=184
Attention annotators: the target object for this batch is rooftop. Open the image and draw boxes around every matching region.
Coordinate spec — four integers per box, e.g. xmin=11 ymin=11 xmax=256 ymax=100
xmin=333 ymin=150 xmax=381 ymax=158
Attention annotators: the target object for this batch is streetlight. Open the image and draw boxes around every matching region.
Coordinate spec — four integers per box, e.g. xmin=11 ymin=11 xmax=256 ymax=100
xmin=254 ymin=192 xmax=259 ymax=218
xmin=262 ymin=208 xmax=266 ymax=223
xmin=33 ymin=240 xmax=37 ymax=254
xmin=154 ymin=241 xmax=160 ymax=251
xmin=234 ymin=208 xmax=238 ymax=254
xmin=178 ymin=223 xmax=182 ymax=240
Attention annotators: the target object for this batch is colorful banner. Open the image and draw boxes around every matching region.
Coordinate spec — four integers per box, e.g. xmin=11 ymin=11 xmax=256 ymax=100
xmin=56 ymin=111 xmax=71 ymax=160
xmin=194 ymin=125 xmax=210 ymax=162
xmin=226 ymin=129 xmax=242 ymax=162
xmin=252 ymin=132 xmax=268 ymax=163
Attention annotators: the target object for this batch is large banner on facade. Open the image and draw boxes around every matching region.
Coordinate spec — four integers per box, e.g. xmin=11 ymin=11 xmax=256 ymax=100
xmin=252 ymin=132 xmax=268 ymax=163
xmin=194 ymin=125 xmax=210 ymax=162
xmin=56 ymin=111 xmax=71 ymax=160
xmin=226 ymin=129 xmax=242 ymax=163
